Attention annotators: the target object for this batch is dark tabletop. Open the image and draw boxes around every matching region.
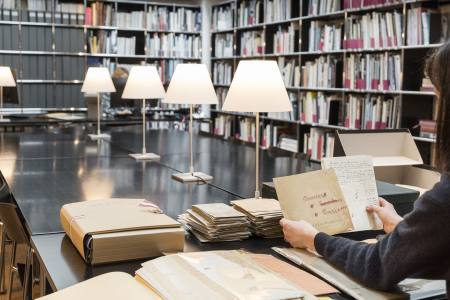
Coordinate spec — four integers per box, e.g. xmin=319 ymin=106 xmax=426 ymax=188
xmin=0 ymin=125 xmax=423 ymax=296
xmin=0 ymin=125 xmax=321 ymax=235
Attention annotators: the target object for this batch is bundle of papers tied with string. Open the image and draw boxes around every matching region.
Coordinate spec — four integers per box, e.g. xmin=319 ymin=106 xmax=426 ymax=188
xmin=231 ymin=198 xmax=283 ymax=238
xmin=60 ymin=198 xmax=185 ymax=264
xmin=178 ymin=203 xmax=251 ymax=242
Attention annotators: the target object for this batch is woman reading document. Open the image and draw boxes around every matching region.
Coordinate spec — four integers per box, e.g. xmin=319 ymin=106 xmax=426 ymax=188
xmin=280 ymin=43 xmax=450 ymax=296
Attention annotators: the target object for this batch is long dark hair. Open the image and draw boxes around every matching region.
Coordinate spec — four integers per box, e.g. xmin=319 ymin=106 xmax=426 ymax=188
xmin=425 ymin=42 xmax=450 ymax=173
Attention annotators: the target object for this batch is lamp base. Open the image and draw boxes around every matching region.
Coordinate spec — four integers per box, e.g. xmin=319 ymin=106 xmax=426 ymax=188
xmin=88 ymin=133 xmax=111 ymax=141
xmin=0 ymin=118 xmax=10 ymax=123
xmin=129 ymin=153 xmax=160 ymax=161
xmin=172 ymin=172 xmax=213 ymax=183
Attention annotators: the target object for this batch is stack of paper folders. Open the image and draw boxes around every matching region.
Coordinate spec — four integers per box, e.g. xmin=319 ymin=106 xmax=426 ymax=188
xmin=231 ymin=198 xmax=283 ymax=238
xmin=39 ymin=250 xmax=326 ymax=300
xmin=60 ymin=198 xmax=185 ymax=264
xmin=135 ymin=250 xmax=315 ymax=300
xmin=178 ymin=203 xmax=251 ymax=242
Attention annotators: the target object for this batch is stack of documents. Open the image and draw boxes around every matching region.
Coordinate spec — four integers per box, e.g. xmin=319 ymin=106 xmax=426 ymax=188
xmin=135 ymin=250 xmax=313 ymax=300
xmin=231 ymin=198 xmax=283 ymax=238
xmin=178 ymin=203 xmax=251 ymax=242
xmin=39 ymin=251 xmax=316 ymax=300
xmin=60 ymin=198 xmax=184 ymax=264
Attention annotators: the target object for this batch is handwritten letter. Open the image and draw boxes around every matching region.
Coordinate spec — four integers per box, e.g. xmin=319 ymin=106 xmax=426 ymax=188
xmin=321 ymin=155 xmax=382 ymax=231
xmin=274 ymin=169 xmax=354 ymax=235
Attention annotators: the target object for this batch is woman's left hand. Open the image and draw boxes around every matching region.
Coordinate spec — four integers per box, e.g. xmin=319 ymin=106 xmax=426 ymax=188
xmin=280 ymin=219 xmax=319 ymax=251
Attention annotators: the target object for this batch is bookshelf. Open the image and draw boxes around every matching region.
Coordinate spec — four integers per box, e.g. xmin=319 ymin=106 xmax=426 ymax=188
xmin=0 ymin=0 xmax=202 ymax=111
xmin=209 ymin=0 xmax=442 ymax=166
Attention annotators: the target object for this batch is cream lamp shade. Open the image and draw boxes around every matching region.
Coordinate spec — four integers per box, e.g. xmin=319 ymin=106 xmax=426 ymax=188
xmin=0 ymin=67 xmax=16 ymax=87
xmin=222 ymin=60 xmax=292 ymax=112
xmin=81 ymin=67 xmax=116 ymax=93
xmin=163 ymin=64 xmax=218 ymax=105
xmin=122 ymin=66 xmax=165 ymax=99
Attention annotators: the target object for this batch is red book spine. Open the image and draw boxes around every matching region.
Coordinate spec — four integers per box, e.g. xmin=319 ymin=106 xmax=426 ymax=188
xmin=85 ymin=7 xmax=92 ymax=25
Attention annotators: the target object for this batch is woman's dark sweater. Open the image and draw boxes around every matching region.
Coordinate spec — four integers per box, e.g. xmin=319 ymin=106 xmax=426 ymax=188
xmin=314 ymin=173 xmax=450 ymax=298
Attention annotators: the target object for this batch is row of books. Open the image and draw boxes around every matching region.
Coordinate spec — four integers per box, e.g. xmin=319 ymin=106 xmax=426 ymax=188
xmin=273 ymin=24 xmax=297 ymax=54
xmin=238 ymin=0 xmax=262 ymax=27
xmin=344 ymin=53 xmax=401 ymax=91
xmin=299 ymin=92 xmax=340 ymax=125
xmin=303 ymin=128 xmax=335 ymax=161
xmin=267 ymin=92 xmax=298 ymax=120
xmin=212 ymin=5 xmax=234 ymax=31
xmin=116 ymin=11 xmax=145 ymax=29
xmin=307 ymin=0 xmax=341 ymax=16
xmin=213 ymin=62 xmax=232 ymax=85
xmin=0 ymin=0 xmax=16 ymax=10
xmin=278 ymin=58 xmax=300 ymax=87
xmin=308 ymin=0 xmax=405 ymax=16
xmin=345 ymin=11 xmax=403 ymax=49
xmin=87 ymin=34 xmax=135 ymax=56
xmin=214 ymin=33 xmax=233 ymax=57
xmin=215 ymin=87 xmax=228 ymax=111
xmin=265 ymin=0 xmax=291 ymax=23
xmin=308 ymin=21 xmax=342 ymax=52
xmin=145 ymin=33 xmax=201 ymax=58
xmin=213 ymin=115 xmax=233 ymax=138
xmin=154 ymin=59 xmax=181 ymax=83
xmin=146 ymin=6 xmax=201 ymax=32
xmin=88 ymin=30 xmax=117 ymax=54
xmin=240 ymin=31 xmax=263 ymax=56
xmin=406 ymin=7 xmax=440 ymax=46
xmin=26 ymin=0 xmax=51 ymax=11
xmin=301 ymin=56 xmax=339 ymax=88
xmin=117 ymin=36 xmax=135 ymax=56
xmin=85 ymin=3 xmax=114 ymax=26
xmin=344 ymin=95 xmax=400 ymax=129
xmin=344 ymin=0 xmax=401 ymax=10
xmin=55 ymin=2 xmax=83 ymax=14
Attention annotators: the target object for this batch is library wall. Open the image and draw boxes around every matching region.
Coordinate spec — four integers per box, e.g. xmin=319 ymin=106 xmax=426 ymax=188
xmin=0 ymin=0 xmax=204 ymax=110
xmin=209 ymin=0 xmax=441 ymax=167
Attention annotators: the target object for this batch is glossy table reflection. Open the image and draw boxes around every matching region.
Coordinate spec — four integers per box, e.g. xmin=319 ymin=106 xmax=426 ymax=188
xmin=107 ymin=126 xmax=320 ymax=198
xmin=7 ymin=153 xmax=236 ymax=234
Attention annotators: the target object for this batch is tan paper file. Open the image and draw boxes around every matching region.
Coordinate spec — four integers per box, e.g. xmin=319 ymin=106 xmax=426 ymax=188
xmin=37 ymin=272 xmax=162 ymax=300
xmin=249 ymin=253 xmax=338 ymax=296
xmin=274 ymin=169 xmax=354 ymax=235
xmin=60 ymin=198 xmax=184 ymax=264
xmin=38 ymin=251 xmax=319 ymax=300
xmin=273 ymin=248 xmax=408 ymax=300
xmin=135 ymin=250 xmax=314 ymax=300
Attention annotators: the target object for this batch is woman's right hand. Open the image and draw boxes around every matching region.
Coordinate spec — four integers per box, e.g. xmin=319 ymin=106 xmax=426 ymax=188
xmin=367 ymin=198 xmax=404 ymax=234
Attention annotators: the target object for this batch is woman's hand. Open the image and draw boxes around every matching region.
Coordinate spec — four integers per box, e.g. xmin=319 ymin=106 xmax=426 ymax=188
xmin=280 ymin=219 xmax=319 ymax=251
xmin=366 ymin=198 xmax=404 ymax=234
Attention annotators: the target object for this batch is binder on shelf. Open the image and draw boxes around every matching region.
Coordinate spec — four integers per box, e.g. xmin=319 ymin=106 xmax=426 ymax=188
xmin=333 ymin=129 xmax=441 ymax=190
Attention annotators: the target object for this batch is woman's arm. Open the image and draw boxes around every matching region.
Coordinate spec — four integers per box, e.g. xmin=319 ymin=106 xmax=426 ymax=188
xmin=314 ymin=193 xmax=450 ymax=291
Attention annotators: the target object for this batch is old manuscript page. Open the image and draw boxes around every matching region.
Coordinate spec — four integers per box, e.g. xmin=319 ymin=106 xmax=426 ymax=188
xmin=274 ymin=169 xmax=353 ymax=235
xmin=321 ymin=155 xmax=382 ymax=230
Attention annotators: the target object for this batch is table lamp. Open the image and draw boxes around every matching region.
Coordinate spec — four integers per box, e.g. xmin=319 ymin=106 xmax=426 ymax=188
xmin=163 ymin=63 xmax=218 ymax=183
xmin=81 ymin=67 xmax=116 ymax=140
xmin=222 ymin=60 xmax=292 ymax=199
xmin=0 ymin=67 xmax=16 ymax=122
xmin=122 ymin=66 xmax=166 ymax=161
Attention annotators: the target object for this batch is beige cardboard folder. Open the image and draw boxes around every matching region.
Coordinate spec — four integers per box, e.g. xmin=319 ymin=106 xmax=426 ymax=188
xmin=38 ymin=272 xmax=162 ymax=300
xmin=334 ymin=130 xmax=441 ymax=190
xmin=60 ymin=198 xmax=184 ymax=264
xmin=38 ymin=251 xmax=316 ymax=300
